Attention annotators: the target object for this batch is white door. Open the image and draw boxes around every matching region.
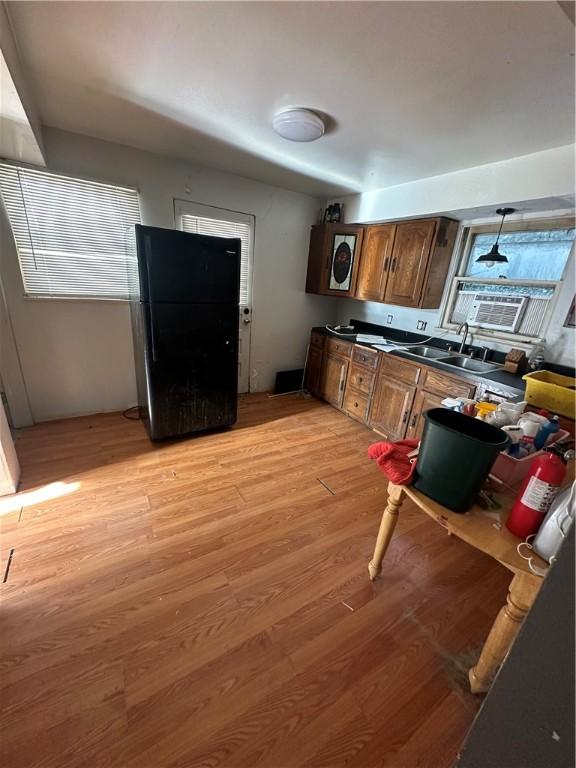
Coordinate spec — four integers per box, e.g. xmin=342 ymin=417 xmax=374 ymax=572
xmin=175 ymin=200 xmax=254 ymax=393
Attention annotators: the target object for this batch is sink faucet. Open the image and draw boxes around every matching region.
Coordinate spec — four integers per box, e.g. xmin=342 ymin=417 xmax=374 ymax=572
xmin=457 ymin=322 xmax=470 ymax=354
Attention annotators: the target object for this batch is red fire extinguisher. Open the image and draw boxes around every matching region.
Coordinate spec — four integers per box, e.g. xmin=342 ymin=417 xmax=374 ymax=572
xmin=506 ymin=445 xmax=572 ymax=539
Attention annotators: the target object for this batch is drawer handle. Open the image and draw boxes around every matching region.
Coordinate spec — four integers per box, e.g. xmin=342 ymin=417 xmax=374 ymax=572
xmin=391 ymin=256 xmax=397 ymax=272
xmin=410 ymin=414 xmax=417 ymax=428
xmin=384 ymin=257 xmax=390 ymax=272
xmin=358 ymin=377 xmax=363 ymax=383
xmin=354 ymin=402 xmax=359 ymax=408
xmin=402 ymin=410 xmax=409 ymax=424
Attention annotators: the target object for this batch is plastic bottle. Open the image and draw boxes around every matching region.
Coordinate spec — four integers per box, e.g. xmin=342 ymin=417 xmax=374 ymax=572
xmin=534 ymin=415 xmax=560 ymax=451
xmin=502 ymin=425 xmax=523 ymax=457
xmin=517 ymin=413 xmax=548 ymax=448
xmin=528 ymin=342 xmax=546 ymax=371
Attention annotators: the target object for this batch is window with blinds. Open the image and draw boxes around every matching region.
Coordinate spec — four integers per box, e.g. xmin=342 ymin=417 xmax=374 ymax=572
xmin=0 ymin=163 xmax=141 ymax=299
xmin=178 ymin=203 xmax=253 ymax=305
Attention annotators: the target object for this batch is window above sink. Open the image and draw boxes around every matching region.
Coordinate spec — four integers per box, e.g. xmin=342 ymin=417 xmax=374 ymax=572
xmin=465 ymin=227 xmax=573 ymax=282
xmin=440 ymin=215 xmax=575 ymax=346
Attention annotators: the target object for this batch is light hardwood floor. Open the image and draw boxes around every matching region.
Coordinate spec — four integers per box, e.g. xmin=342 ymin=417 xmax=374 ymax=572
xmin=0 ymin=394 xmax=509 ymax=768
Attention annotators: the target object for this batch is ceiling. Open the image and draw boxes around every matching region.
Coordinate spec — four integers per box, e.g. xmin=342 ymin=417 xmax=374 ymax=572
xmin=5 ymin=1 xmax=575 ymax=196
xmin=0 ymin=48 xmax=44 ymax=166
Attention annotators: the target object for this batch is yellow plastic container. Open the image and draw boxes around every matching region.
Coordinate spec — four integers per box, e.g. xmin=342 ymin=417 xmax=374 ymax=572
xmin=522 ymin=370 xmax=576 ymax=418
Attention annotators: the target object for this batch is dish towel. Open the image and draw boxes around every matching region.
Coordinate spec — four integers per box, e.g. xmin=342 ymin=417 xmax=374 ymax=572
xmin=368 ymin=439 xmax=419 ymax=485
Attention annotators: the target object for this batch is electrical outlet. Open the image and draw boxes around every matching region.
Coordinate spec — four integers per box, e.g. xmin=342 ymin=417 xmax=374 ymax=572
xmin=386 ymin=314 xmax=394 ymax=325
xmin=416 ymin=320 xmax=427 ymax=331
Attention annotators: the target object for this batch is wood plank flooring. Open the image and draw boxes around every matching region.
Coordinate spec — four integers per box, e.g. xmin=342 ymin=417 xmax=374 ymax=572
xmin=0 ymin=394 xmax=510 ymax=768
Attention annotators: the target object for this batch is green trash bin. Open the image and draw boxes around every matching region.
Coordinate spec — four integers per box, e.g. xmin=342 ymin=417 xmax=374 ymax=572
xmin=413 ymin=408 xmax=509 ymax=513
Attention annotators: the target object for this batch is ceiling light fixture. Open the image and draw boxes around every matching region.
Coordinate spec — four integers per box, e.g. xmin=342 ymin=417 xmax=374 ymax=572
xmin=476 ymin=207 xmax=516 ymax=267
xmin=272 ymin=108 xmax=325 ymax=142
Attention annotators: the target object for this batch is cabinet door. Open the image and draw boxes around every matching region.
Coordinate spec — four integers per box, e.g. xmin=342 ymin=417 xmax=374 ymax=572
xmin=320 ymin=353 xmax=349 ymax=407
xmin=304 ymin=345 xmax=324 ymax=396
xmin=355 ymin=224 xmax=396 ymax=301
xmin=322 ymin=225 xmax=364 ymax=297
xmin=305 ymin=226 xmax=328 ymax=295
xmin=406 ymin=390 xmax=445 ymax=440
xmin=384 ymin=220 xmax=436 ymax=307
xmin=368 ymin=374 xmax=415 ymax=439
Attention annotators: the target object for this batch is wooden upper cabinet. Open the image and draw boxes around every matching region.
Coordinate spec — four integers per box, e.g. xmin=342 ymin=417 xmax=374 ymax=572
xmin=355 ymin=224 xmax=396 ymax=302
xmin=306 ymin=216 xmax=457 ymax=308
xmin=305 ymin=224 xmax=364 ymax=297
xmin=383 ymin=217 xmax=459 ymax=308
xmin=383 ymin=220 xmax=436 ymax=307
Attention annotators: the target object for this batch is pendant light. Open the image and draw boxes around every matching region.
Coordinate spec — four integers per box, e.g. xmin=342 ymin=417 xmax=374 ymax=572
xmin=476 ymin=207 xmax=515 ymax=267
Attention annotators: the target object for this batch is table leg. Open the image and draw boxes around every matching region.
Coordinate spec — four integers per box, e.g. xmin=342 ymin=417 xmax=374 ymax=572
xmin=368 ymin=482 xmax=403 ymax=581
xmin=468 ymin=571 xmax=541 ymax=694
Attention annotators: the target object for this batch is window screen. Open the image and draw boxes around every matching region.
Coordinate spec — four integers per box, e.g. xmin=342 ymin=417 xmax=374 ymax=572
xmin=180 ymin=212 xmax=252 ymax=305
xmin=0 ymin=164 xmax=141 ymax=299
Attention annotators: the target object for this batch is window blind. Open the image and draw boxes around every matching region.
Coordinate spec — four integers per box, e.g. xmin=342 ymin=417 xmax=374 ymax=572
xmin=181 ymin=213 xmax=251 ymax=305
xmin=0 ymin=163 xmax=141 ymax=299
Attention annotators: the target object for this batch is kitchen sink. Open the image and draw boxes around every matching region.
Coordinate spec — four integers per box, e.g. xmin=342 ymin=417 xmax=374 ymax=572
xmin=390 ymin=343 xmax=502 ymax=374
xmin=400 ymin=345 xmax=448 ymax=360
xmin=439 ymin=356 xmax=500 ymax=373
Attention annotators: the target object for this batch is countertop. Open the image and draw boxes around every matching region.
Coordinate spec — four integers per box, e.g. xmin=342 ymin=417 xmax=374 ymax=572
xmin=312 ymin=322 xmax=531 ymax=396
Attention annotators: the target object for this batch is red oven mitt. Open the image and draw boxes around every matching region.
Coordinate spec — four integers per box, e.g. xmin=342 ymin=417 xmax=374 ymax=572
xmin=368 ymin=439 xmax=419 ymax=485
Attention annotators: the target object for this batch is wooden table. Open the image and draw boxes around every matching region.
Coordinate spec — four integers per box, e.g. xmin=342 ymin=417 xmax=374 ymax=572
xmin=368 ymin=481 xmax=548 ymax=694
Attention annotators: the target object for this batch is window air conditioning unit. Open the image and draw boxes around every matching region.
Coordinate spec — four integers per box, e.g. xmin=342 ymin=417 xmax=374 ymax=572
xmin=467 ymin=294 xmax=528 ymax=333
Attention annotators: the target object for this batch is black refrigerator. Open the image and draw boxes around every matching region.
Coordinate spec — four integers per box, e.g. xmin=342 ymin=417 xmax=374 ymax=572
xmin=130 ymin=224 xmax=241 ymax=441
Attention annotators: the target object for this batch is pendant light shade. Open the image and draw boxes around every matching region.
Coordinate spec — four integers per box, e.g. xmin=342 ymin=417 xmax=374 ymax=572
xmin=476 ymin=207 xmax=515 ymax=266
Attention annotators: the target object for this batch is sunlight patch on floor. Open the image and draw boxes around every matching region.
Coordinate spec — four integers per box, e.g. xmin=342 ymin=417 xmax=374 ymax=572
xmin=0 ymin=481 xmax=81 ymax=516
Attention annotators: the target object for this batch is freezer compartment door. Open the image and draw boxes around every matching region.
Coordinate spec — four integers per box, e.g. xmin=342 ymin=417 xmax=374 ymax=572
xmin=136 ymin=224 xmax=240 ymax=305
xmin=146 ymin=303 xmax=238 ymax=439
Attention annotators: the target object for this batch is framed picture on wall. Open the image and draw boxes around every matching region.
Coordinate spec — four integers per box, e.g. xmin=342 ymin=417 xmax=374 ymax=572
xmin=329 ymin=233 xmax=357 ymax=291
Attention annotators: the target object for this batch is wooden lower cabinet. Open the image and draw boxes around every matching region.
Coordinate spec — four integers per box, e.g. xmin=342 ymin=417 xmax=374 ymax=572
xmin=342 ymin=388 xmax=370 ymax=422
xmin=304 ymin=345 xmax=324 ymax=396
xmin=346 ymin=363 xmax=375 ymax=396
xmin=320 ymin=353 xmax=349 ymax=407
xmin=368 ymin=374 xmax=415 ymax=439
xmin=406 ymin=389 xmax=446 ymax=440
xmin=306 ymin=331 xmax=479 ymax=441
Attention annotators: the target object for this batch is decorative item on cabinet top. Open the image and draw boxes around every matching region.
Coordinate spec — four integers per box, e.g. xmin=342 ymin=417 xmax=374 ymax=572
xmin=305 ymin=216 xmax=459 ymax=309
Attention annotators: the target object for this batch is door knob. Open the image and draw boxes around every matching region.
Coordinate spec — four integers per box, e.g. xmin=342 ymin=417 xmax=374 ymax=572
xmin=243 ymin=318 xmax=251 ymax=324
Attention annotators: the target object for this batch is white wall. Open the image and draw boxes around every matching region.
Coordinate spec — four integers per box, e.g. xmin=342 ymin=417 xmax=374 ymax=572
xmin=0 ymin=397 xmax=20 ymax=495
xmin=0 ymin=127 xmax=337 ymax=422
xmin=0 ymin=2 xmax=45 ymax=165
xmin=337 ymin=144 xmax=574 ymax=224
xmin=333 ymin=145 xmax=575 ymax=367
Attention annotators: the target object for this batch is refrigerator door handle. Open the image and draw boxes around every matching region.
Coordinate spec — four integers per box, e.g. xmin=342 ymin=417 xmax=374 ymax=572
xmin=149 ymin=304 xmax=158 ymax=363
xmin=143 ymin=236 xmax=158 ymax=363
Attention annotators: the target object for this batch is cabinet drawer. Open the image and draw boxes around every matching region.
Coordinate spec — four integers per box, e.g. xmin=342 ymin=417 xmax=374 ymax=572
xmin=421 ymin=368 xmax=476 ymax=399
xmin=352 ymin=345 xmax=379 ymax=369
xmin=342 ymin=389 xmax=370 ymax=422
xmin=347 ymin=363 xmax=376 ymax=395
xmin=326 ymin=337 xmax=352 ymax=358
xmin=378 ymin=354 xmax=421 ymax=385
xmin=310 ymin=331 xmax=326 ymax=350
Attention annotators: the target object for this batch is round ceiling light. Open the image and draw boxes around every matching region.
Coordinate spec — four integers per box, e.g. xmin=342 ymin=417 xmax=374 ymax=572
xmin=272 ymin=108 xmax=325 ymax=142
